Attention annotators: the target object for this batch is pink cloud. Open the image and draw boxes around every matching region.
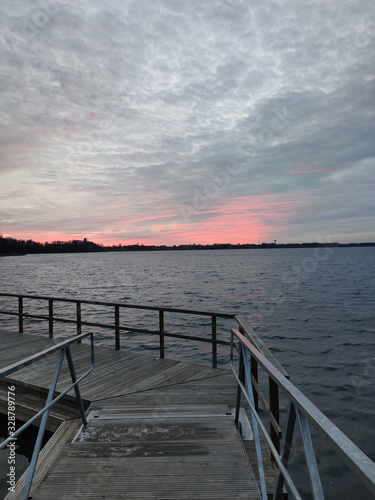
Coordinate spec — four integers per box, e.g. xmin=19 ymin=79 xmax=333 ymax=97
xmin=286 ymin=163 xmax=342 ymax=175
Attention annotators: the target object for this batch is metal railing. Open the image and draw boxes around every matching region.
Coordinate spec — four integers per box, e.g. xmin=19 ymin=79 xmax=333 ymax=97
xmin=230 ymin=327 xmax=375 ymax=499
xmin=235 ymin=314 xmax=288 ymax=454
xmin=0 ymin=292 xmax=234 ymax=368
xmin=0 ymin=332 xmax=95 ymax=500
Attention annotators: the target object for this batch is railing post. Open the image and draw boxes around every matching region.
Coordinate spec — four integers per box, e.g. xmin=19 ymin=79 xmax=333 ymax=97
xmin=274 ymin=402 xmax=296 ymax=499
xmin=296 ymin=409 xmax=324 ymax=499
xmin=159 ymin=310 xmax=165 ymax=359
xmin=22 ymin=347 xmax=65 ymax=500
xmin=65 ymin=346 xmax=87 ymax=426
xmin=18 ymin=296 xmax=23 ymax=333
xmin=243 ymin=345 xmax=268 ymax=500
xmin=115 ymin=305 xmax=120 ymax=350
xmin=48 ymin=299 xmax=53 ymax=338
xmin=76 ymin=302 xmax=82 ymax=342
xmin=211 ymin=315 xmax=217 ymax=369
xmin=269 ymin=377 xmax=280 ymax=454
xmin=251 ymin=354 xmax=259 ymax=411
xmin=239 ymin=325 xmax=258 ymax=405
xmin=235 ymin=345 xmax=245 ymax=429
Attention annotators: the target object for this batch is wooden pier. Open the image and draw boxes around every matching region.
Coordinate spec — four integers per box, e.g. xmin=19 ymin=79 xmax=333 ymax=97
xmin=2 ymin=291 xmax=375 ymax=499
xmin=1 ymin=330 xmax=277 ymax=499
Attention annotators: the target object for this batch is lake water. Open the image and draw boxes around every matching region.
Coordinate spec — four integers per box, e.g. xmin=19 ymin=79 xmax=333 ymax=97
xmin=0 ymin=247 xmax=374 ymax=499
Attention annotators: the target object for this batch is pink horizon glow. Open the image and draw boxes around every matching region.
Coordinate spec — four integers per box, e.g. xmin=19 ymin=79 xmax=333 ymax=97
xmin=4 ymin=194 xmax=297 ymax=246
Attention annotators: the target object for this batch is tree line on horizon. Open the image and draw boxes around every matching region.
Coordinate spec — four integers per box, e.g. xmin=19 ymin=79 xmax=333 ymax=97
xmin=0 ymin=235 xmax=103 ymax=254
xmin=1 ymin=234 xmax=374 ymax=255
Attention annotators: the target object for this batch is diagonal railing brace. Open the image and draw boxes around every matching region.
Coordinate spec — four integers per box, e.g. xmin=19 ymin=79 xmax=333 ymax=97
xmin=0 ymin=332 xmax=94 ymax=500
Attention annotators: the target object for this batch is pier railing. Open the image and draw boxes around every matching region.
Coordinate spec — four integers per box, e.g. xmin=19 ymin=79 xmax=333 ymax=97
xmin=1 ymin=292 xmax=375 ymax=497
xmin=0 ymin=332 xmax=95 ymax=500
xmin=235 ymin=314 xmax=288 ymax=455
xmin=0 ymin=292 xmax=287 ymax=452
xmin=231 ymin=327 xmax=375 ymax=499
xmin=0 ymin=292 xmax=235 ymax=369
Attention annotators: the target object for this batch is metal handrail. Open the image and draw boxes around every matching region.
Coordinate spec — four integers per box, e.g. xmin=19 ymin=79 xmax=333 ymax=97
xmin=0 ymin=332 xmax=95 ymax=500
xmin=0 ymin=292 xmax=234 ymax=368
xmin=235 ymin=314 xmax=287 ymax=454
xmin=0 ymin=292 xmax=234 ymax=317
xmin=230 ymin=328 xmax=375 ymax=499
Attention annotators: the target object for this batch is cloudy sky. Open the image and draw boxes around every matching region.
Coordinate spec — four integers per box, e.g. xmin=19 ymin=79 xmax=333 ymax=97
xmin=1 ymin=0 xmax=374 ymax=245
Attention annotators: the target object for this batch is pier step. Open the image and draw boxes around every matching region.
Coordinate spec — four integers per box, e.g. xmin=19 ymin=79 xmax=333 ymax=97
xmin=0 ymin=379 xmax=87 ymax=432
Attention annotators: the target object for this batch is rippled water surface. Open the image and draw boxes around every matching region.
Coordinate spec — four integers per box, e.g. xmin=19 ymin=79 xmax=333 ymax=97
xmin=0 ymin=247 xmax=374 ymax=499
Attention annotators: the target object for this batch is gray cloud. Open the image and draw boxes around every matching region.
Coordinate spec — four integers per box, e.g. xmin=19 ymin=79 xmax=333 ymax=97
xmin=0 ymin=0 xmax=374 ymax=244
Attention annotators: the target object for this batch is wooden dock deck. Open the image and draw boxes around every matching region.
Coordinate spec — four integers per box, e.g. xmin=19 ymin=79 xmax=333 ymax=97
xmin=1 ymin=330 xmax=278 ymax=499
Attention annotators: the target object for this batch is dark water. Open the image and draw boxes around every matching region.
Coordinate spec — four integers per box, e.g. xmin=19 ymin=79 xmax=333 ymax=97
xmin=0 ymin=247 xmax=374 ymax=499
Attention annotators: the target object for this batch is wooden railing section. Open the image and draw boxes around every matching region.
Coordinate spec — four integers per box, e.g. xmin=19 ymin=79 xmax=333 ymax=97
xmin=0 ymin=292 xmax=235 ymax=369
xmin=0 ymin=293 xmax=287 ymax=452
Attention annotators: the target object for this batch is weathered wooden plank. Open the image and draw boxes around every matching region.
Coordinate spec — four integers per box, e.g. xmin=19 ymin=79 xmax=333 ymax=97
xmin=1 ymin=333 xmax=232 ymax=403
xmin=0 ymin=331 xmax=279 ymax=499
xmin=31 ymin=410 xmax=258 ymax=500
xmin=0 ymin=330 xmax=61 ymax=370
xmin=4 ymin=417 xmax=82 ymax=500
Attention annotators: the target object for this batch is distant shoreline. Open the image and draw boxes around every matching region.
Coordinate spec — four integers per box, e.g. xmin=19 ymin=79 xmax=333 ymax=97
xmin=1 ymin=242 xmax=375 ymax=257
xmin=0 ymin=253 xmax=26 ymax=257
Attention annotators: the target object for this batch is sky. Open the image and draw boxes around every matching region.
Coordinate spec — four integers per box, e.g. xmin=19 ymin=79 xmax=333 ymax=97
xmin=0 ymin=0 xmax=374 ymax=246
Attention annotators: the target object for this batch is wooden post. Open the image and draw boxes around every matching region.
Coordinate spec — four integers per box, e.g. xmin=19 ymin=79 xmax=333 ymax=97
xmin=212 ymin=315 xmax=217 ymax=369
xmin=76 ymin=302 xmax=82 ymax=342
xmin=269 ymin=377 xmax=280 ymax=453
xmin=159 ymin=310 xmax=165 ymax=359
xmin=18 ymin=296 xmax=23 ymax=333
xmin=251 ymin=355 xmax=259 ymax=412
xmin=115 ymin=305 xmax=120 ymax=350
xmin=48 ymin=299 xmax=53 ymax=338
